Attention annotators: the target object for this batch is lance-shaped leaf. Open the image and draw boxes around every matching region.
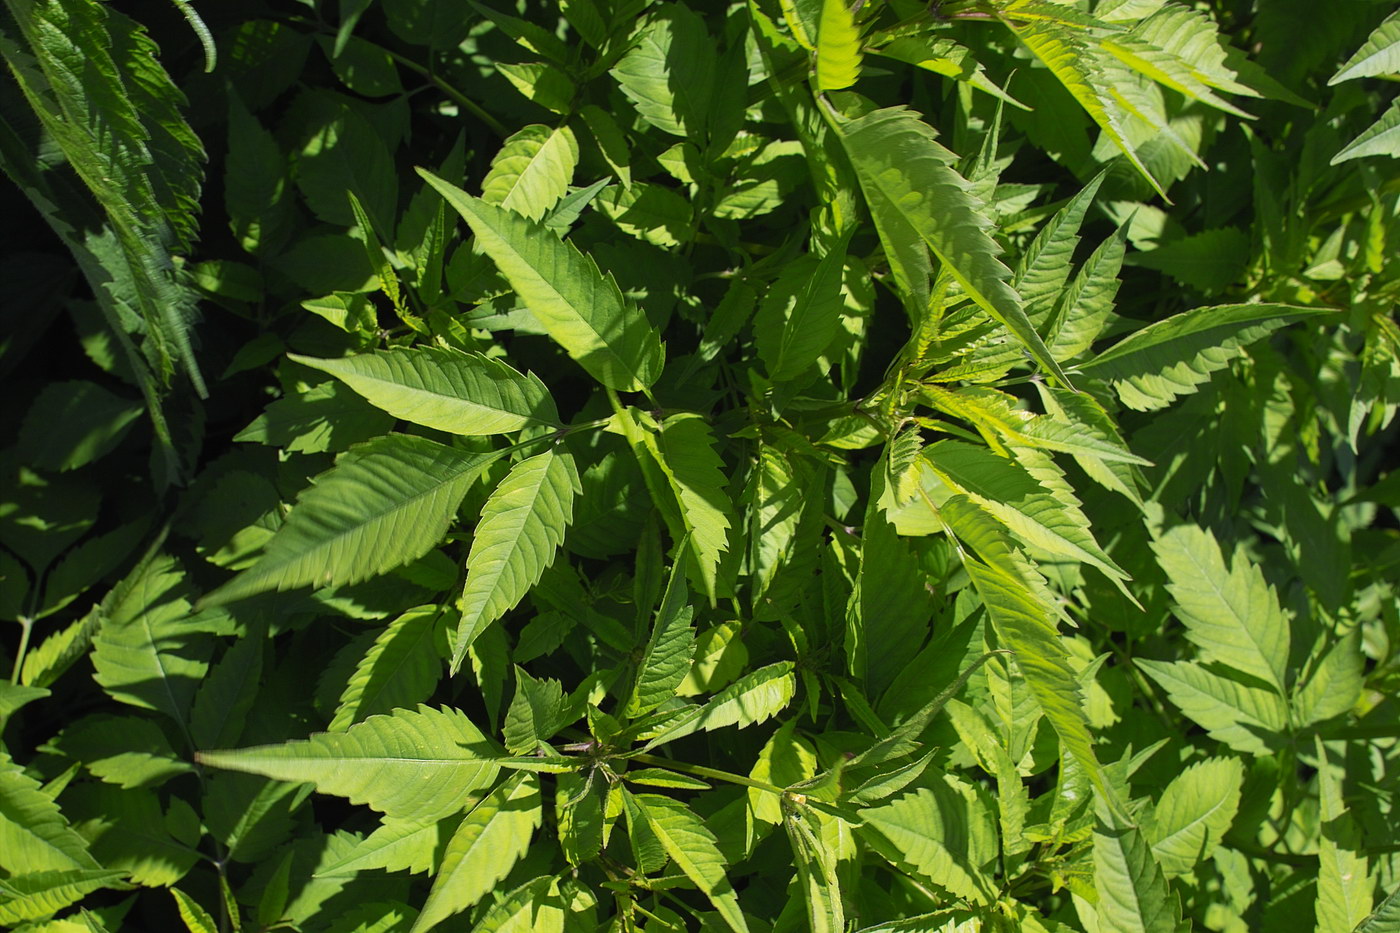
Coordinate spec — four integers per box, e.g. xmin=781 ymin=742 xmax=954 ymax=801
xmin=1152 ymin=523 xmax=1289 ymax=694
xmin=785 ymin=811 xmax=844 ymax=933
xmin=860 ymin=781 xmax=997 ymax=904
xmin=1145 ymin=757 xmax=1242 ymax=876
xmin=1004 ymin=19 xmax=1165 ymax=198
xmin=652 ymin=413 xmax=735 ymax=602
xmin=420 ymin=170 xmax=663 ymax=391
xmin=290 ymin=348 xmax=559 ymax=436
xmin=833 ymin=106 xmax=1068 ymax=384
xmin=1078 ymin=303 xmax=1328 ymax=411
xmin=196 ymin=705 xmax=500 ymax=822
xmin=1330 ymin=10 xmax=1400 ymax=84
xmin=330 ymin=606 xmax=444 ymax=731
xmin=203 ymin=436 xmax=502 ymax=607
xmin=453 ymin=447 xmax=579 ymax=673
xmin=1094 ymin=803 xmax=1182 ymax=933
xmin=754 ymin=237 xmax=849 ymax=382
xmin=481 ymin=124 xmax=579 ymax=221
xmin=623 ymin=792 xmax=750 ymax=933
xmin=1331 ymin=99 xmax=1400 ymax=166
xmin=0 ymin=752 xmax=101 ymax=874
xmin=411 ymin=772 xmax=541 ymax=933
xmin=626 ymin=545 xmax=697 ymax=718
xmin=815 ymin=0 xmax=861 ymax=90
xmin=1315 ymin=736 xmax=1374 ymax=933
xmin=0 ymin=869 xmax=128 ymax=926
xmin=1136 ymin=660 xmax=1286 ymax=755
xmin=643 ymin=662 xmax=796 ymax=748
xmin=1014 ymin=172 xmax=1105 ymax=324
xmin=957 ymin=548 xmax=1115 ymax=813
xmin=317 ymin=815 xmax=457 ymax=876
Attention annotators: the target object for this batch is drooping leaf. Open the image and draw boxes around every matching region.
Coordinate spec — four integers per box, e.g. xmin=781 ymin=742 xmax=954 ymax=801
xmin=203 ymin=436 xmax=502 ymax=607
xmin=291 ymin=348 xmax=559 ymax=436
xmin=453 ymin=447 xmax=579 ymax=672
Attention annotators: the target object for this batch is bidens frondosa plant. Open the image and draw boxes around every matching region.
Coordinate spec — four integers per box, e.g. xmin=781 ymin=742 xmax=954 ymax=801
xmin=2 ymin=0 xmax=1399 ymax=931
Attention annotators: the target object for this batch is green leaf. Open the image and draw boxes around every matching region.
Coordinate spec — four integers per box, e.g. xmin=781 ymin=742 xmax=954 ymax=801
xmin=502 ymin=667 xmax=574 ymax=753
xmin=870 ymin=37 xmax=1028 ymax=109
xmin=1315 ymin=736 xmax=1374 ymax=932
xmin=651 ymin=413 xmax=735 ymax=602
xmin=610 ymin=3 xmax=717 ymax=140
xmin=196 ymin=705 xmax=500 ymax=822
xmin=411 ymin=772 xmax=542 ymax=933
xmin=1152 ymin=523 xmax=1290 ymax=694
xmin=90 ymin=553 xmax=207 ymax=734
xmin=1354 ymin=885 xmax=1400 ymax=933
xmin=960 ymin=555 xmax=1106 ymax=802
xmin=1332 ymin=99 xmax=1400 ymax=165
xmin=815 ymin=0 xmax=861 ymax=91
xmin=1004 ymin=19 xmax=1165 ymax=198
xmin=627 ymin=545 xmax=697 ymax=718
xmin=203 ymin=436 xmax=502 ymax=607
xmin=1093 ymin=803 xmax=1181 ymax=933
xmin=316 ymin=815 xmax=456 ymax=876
xmin=644 ymin=662 xmax=797 ymax=747
xmin=234 ymin=380 xmax=395 ymax=455
xmin=422 ymin=172 xmax=664 ymax=391
xmin=291 ymin=348 xmax=559 ymax=436
xmin=453 ymin=447 xmax=579 ymax=673
xmin=481 ymin=124 xmax=580 ymax=221
xmin=331 ymin=606 xmax=444 ymax=731
xmin=1144 ymin=757 xmax=1243 ymax=876
xmin=860 ymin=780 xmax=996 ymax=904
xmin=623 ymin=792 xmax=750 ymax=933
xmin=754 ymin=236 xmax=850 ymax=382
xmin=1131 ymin=227 xmax=1250 ymax=293
xmin=0 ymin=869 xmax=127 ymax=926
xmin=1136 ymin=660 xmax=1286 ymax=755
xmin=0 ymin=751 xmax=100 ymax=874
xmin=16 ymin=380 xmax=143 ymax=472
xmin=1079 ymin=303 xmax=1329 ymax=410
xmin=833 ymin=106 xmax=1069 ymax=384
xmin=467 ymin=876 xmax=563 ymax=933
xmin=49 ymin=714 xmax=191 ymax=789
xmin=1014 ymin=173 xmax=1105 ymax=324
xmin=1292 ymin=629 xmax=1365 ymax=728
xmin=171 ymin=889 xmax=218 ymax=933
xmin=1330 ymin=11 xmax=1400 ymax=84
xmin=785 ymin=810 xmax=844 ymax=933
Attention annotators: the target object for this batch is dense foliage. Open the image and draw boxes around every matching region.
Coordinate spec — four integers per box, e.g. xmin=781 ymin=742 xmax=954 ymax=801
xmin=2 ymin=0 xmax=1399 ymax=930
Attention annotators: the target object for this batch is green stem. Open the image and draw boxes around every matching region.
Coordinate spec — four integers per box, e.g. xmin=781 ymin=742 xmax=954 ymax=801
xmin=10 ymin=617 xmax=33 ymax=685
xmin=630 ymin=753 xmax=786 ymax=795
xmin=379 ymin=47 xmax=508 ymax=137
